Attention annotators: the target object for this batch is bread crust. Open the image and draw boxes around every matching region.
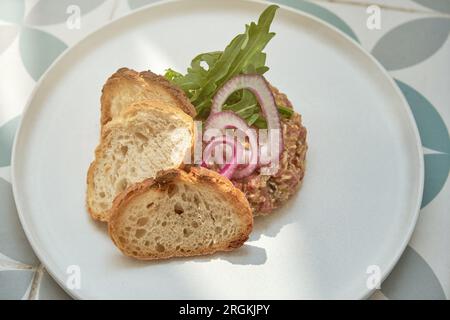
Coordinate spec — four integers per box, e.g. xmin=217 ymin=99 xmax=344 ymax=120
xmin=108 ymin=167 xmax=253 ymax=260
xmin=86 ymin=100 xmax=195 ymax=222
xmin=100 ymin=67 xmax=197 ymax=126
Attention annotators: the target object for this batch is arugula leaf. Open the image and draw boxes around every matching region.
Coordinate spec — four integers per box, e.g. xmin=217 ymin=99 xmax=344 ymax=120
xmin=247 ymin=113 xmax=260 ymax=126
xmin=165 ymin=5 xmax=280 ymax=121
xmin=252 ymin=116 xmax=268 ymax=129
xmin=165 ymin=68 xmax=182 ymax=81
xmin=278 ymin=105 xmax=294 ymax=118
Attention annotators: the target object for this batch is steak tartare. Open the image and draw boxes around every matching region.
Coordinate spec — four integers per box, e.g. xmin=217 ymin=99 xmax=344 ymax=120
xmin=232 ymin=86 xmax=307 ymax=215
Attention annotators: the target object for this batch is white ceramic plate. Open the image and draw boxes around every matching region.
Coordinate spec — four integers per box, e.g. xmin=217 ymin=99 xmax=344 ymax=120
xmin=12 ymin=0 xmax=423 ymax=299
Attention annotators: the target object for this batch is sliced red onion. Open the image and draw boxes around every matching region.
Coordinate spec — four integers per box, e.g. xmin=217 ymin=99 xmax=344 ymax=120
xmin=201 ymin=135 xmax=242 ymax=179
xmin=205 ymin=111 xmax=258 ymax=179
xmin=210 ymin=74 xmax=283 ymax=172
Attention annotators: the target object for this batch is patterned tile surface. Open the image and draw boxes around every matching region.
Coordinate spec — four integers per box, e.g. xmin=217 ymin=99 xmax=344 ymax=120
xmin=0 ymin=0 xmax=448 ymax=299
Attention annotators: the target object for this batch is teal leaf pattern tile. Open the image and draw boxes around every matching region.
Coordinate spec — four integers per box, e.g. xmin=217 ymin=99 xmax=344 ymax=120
xmin=0 ymin=25 xmax=19 ymax=55
xmin=0 ymin=177 xmax=39 ymax=266
xmin=382 ymin=246 xmax=446 ymax=300
xmin=19 ymin=27 xmax=67 ymax=81
xmin=0 ymin=0 xmax=446 ymax=300
xmin=26 ymin=0 xmax=106 ymax=26
xmin=396 ymin=79 xmax=450 ymax=207
xmin=270 ymin=0 xmax=359 ymax=43
xmin=0 ymin=0 xmax=25 ymax=24
xmin=372 ymin=18 xmax=450 ymax=71
xmin=396 ymin=80 xmax=450 ymax=154
xmin=128 ymin=0 xmax=161 ymax=10
xmin=0 ymin=270 xmax=33 ymax=299
xmin=423 ymin=153 xmax=450 ymax=208
xmin=0 ymin=116 xmax=20 ymax=167
xmin=412 ymin=0 xmax=450 ymax=14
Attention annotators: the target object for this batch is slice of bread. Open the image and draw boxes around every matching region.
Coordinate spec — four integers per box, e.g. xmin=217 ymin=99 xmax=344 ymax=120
xmin=86 ymin=100 xmax=194 ymax=222
xmin=100 ymin=68 xmax=196 ymax=126
xmin=108 ymin=167 xmax=253 ymax=260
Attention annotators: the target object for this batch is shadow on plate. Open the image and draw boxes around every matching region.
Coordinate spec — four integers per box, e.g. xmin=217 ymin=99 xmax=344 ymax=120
xmin=109 ymin=243 xmax=267 ymax=268
xmin=249 ymin=182 xmax=304 ymax=242
xmin=193 ymin=244 xmax=267 ymax=265
xmin=102 ymin=179 xmax=305 ymax=268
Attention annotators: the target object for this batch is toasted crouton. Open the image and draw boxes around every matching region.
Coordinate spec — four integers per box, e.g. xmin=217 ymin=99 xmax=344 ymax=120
xmin=86 ymin=100 xmax=194 ymax=221
xmin=100 ymin=68 xmax=196 ymax=126
xmin=108 ymin=167 xmax=253 ymax=260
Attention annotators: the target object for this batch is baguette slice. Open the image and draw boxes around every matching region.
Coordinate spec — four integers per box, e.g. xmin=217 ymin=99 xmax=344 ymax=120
xmin=100 ymin=68 xmax=196 ymax=126
xmin=108 ymin=167 xmax=253 ymax=260
xmin=87 ymin=100 xmax=194 ymax=222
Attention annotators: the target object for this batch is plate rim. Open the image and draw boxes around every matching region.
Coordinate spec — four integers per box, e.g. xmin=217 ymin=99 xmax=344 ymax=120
xmin=11 ymin=0 xmax=424 ymax=300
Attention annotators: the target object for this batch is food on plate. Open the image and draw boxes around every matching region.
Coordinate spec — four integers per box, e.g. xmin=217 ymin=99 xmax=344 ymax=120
xmin=86 ymin=4 xmax=307 ymax=260
xmin=165 ymin=5 xmax=307 ymax=215
xmin=86 ymin=100 xmax=194 ymax=221
xmin=232 ymin=86 xmax=307 ymax=214
xmin=109 ymin=167 xmax=252 ymax=260
xmin=100 ymin=67 xmax=196 ymax=126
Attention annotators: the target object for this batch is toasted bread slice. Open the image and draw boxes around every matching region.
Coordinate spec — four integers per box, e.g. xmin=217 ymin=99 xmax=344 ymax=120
xmin=108 ymin=167 xmax=253 ymax=260
xmin=86 ymin=100 xmax=194 ymax=221
xmin=100 ymin=68 xmax=196 ymax=126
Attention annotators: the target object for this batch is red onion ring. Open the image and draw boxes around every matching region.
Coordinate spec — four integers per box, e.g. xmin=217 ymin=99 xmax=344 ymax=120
xmin=201 ymin=135 xmax=243 ymax=179
xmin=205 ymin=111 xmax=258 ymax=179
xmin=210 ymin=74 xmax=283 ymax=174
